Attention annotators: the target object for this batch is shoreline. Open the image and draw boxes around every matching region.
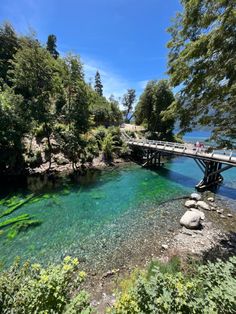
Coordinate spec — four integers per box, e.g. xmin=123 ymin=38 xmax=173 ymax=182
xmin=85 ymin=193 xmax=236 ymax=312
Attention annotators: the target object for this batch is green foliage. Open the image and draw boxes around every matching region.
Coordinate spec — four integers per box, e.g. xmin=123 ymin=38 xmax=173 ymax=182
xmin=94 ymin=70 xmax=103 ymax=96
xmin=135 ymin=80 xmax=175 ymax=140
xmin=0 ymin=256 xmax=92 ymax=313
xmin=167 ymin=0 xmax=236 ymax=145
xmin=102 ymin=133 xmax=116 ymax=162
xmin=0 ymin=21 xmax=123 ymax=175
xmin=111 ymin=256 xmax=236 ymax=314
xmin=0 ymin=22 xmax=18 ymax=85
xmin=122 ymin=89 xmax=136 ymax=123
xmin=0 ymin=86 xmax=27 ymax=174
xmin=46 ymin=34 xmax=59 ymax=59
xmin=90 ymin=92 xmax=122 ymax=127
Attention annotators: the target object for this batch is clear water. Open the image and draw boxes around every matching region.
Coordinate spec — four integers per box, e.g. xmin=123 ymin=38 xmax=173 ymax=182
xmin=0 ymin=155 xmax=235 ymax=271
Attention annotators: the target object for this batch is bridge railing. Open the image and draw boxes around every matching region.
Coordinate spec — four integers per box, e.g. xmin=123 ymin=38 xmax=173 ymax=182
xmin=126 ymin=138 xmax=236 ymax=160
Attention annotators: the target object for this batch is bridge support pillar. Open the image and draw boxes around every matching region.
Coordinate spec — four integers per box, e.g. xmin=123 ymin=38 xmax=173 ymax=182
xmin=143 ymin=150 xmax=162 ymax=168
xmin=195 ymin=160 xmax=225 ymax=190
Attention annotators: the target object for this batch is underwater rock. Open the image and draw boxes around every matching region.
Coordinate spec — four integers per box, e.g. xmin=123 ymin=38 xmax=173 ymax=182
xmin=220 ymin=214 xmax=226 ymax=219
xmin=161 ymin=244 xmax=168 ymax=250
xmin=190 ymin=208 xmax=205 ymax=220
xmin=180 ymin=211 xmax=202 ymax=229
xmin=185 ymin=200 xmax=197 ymax=208
xmin=207 ymin=197 xmax=215 ymax=202
xmin=190 ymin=193 xmax=201 ymax=201
xmin=197 ymin=201 xmax=211 ymax=211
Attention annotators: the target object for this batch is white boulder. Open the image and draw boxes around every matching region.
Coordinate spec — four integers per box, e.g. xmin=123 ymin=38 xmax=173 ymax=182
xmin=207 ymin=197 xmax=214 ymax=202
xmin=190 ymin=193 xmax=201 ymax=201
xmin=197 ymin=201 xmax=211 ymax=211
xmin=180 ymin=210 xmax=202 ymax=229
xmin=185 ymin=200 xmax=197 ymax=208
xmin=190 ymin=208 xmax=205 ymax=220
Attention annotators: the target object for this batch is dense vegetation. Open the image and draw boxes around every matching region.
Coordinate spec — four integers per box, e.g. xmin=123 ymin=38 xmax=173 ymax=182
xmin=0 ymin=255 xmax=235 ymax=313
xmin=0 ymin=22 xmax=124 ymax=175
xmin=111 ymin=256 xmax=236 ymax=314
xmin=166 ymin=0 xmax=236 ymax=147
xmin=135 ymin=80 xmax=175 ymax=141
xmin=0 ymin=256 xmax=92 ymax=313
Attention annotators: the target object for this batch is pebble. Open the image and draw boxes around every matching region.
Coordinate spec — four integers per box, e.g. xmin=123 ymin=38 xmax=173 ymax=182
xmin=217 ymin=209 xmax=224 ymax=214
xmin=207 ymin=197 xmax=214 ymax=202
xmin=161 ymin=244 xmax=169 ymax=250
xmin=220 ymin=214 xmax=226 ymax=219
xmin=227 ymin=214 xmax=233 ymax=218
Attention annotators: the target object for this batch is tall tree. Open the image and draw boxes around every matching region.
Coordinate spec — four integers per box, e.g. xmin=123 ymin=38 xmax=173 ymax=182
xmin=167 ymin=0 xmax=236 ymax=146
xmin=0 ymin=22 xmax=18 ymax=85
xmin=135 ymin=80 xmax=175 ymax=140
xmin=46 ymin=34 xmax=59 ymax=59
xmin=94 ymin=70 xmax=103 ymax=96
xmin=122 ymin=88 xmax=136 ymax=123
xmin=10 ymin=38 xmax=58 ymax=169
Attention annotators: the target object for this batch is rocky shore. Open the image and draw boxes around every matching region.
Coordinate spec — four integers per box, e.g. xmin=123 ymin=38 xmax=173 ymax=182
xmin=89 ymin=191 xmax=236 ymax=313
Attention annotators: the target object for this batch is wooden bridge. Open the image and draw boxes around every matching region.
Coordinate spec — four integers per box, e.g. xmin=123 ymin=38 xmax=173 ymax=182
xmin=125 ymin=137 xmax=236 ymax=190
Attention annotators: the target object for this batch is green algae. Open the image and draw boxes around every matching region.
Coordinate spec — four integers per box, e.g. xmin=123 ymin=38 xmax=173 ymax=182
xmin=7 ymin=220 xmax=42 ymax=240
xmin=0 ymin=214 xmax=30 ymax=228
xmin=0 ymin=194 xmax=34 ymax=219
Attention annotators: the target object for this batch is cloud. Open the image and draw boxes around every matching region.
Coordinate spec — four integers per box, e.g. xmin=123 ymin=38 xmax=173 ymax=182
xmin=0 ymin=0 xmax=41 ymax=34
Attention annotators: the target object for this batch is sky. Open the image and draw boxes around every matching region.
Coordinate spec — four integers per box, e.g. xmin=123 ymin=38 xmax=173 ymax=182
xmin=0 ymin=0 xmax=181 ymax=100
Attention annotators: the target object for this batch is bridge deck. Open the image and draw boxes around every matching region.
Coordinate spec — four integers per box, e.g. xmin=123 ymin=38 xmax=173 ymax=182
xmin=126 ymin=139 xmax=236 ymax=167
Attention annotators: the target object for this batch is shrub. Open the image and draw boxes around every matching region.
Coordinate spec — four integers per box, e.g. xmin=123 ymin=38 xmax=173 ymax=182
xmin=111 ymin=256 xmax=236 ymax=314
xmin=0 ymin=256 xmax=92 ymax=313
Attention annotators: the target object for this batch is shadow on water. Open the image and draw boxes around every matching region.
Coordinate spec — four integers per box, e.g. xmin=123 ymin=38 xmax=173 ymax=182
xmin=150 ymin=166 xmax=236 ymax=201
xmin=153 ymin=167 xmax=198 ymax=189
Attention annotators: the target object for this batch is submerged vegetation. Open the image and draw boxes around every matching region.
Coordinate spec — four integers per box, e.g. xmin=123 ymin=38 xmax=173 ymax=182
xmin=0 ymin=194 xmax=42 ymax=240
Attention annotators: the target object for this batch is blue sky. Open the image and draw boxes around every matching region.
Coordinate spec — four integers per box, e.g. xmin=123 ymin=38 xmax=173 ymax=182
xmin=0 ymin=0 xmax=181 ymax=99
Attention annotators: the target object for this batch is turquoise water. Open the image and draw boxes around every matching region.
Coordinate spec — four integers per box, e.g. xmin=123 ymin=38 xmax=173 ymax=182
xmin=0 ymin=156 xmax=235 ymax=271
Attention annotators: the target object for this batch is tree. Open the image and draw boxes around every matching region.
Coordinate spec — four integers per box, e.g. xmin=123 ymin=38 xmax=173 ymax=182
xmin=0 ymin=86 xmax=26 ymax=174
xmin=135 ymin=80 xmax=175 ymax=140
xmin=167 ymin=0 xmax=236 ymax=146
xmin=46 ymin=34 xmax=59 ymax=59
xmin=122 ymin=89 xmax=136 ymax=123
xmin=94 ymin=70 xmax=103 ymax=96
xmin=0 ymin=22 xmax=18 ymax=85
xmin=10 ymin=37 xmax=59 ymax=169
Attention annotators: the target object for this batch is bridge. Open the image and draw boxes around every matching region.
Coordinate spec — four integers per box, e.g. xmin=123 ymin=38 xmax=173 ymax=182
xmin=124 ymin=137 xmax=236 ymax=190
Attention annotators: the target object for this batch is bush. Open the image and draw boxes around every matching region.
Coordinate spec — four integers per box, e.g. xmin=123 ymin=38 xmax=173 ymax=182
xmin=0 ymin=256 xmax=92 ymax=313
xmin=111 ymin=256 xmax=236 ymax=314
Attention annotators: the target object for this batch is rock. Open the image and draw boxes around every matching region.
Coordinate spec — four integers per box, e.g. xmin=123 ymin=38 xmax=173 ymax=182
xmin=185 ymin=200 xmax=197 ymax=208
xmin=180 ymin=211 xmax=202 ymax=229
xmin=211 ymin=207 xmax=216 ymax=211
xmin=161 ymin=244 xmax=169 ymax=250
xmin=190 ymin=208 xmax=205 ymax=220
xmin=217 ymin=209 xmax=224 ymax=214
xmin=197 ymin=201 xmax=211 ymax=211
xmin=190 ymin=193 xmax=201 ymax=201
xmin=227 ymin=214 xmax=233 ymax=217
xmin=207 ymin=197 xmax=214 ymax=202
xmin=220 ymin=214 xmax=226 ymax=219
